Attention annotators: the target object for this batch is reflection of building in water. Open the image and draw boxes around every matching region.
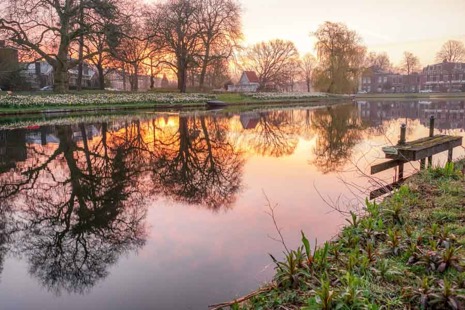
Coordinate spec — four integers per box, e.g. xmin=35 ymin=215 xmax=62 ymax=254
xmin=24 ymin=124 xmax=101 ymax=145
xmin=357 ymin=100 xmax=465 ymax=131
xmin=240 ymin=113 xmax=260 ymax=130
xmin=420 ymin=101 xmax=465 ymax=131
xmin=0 ymin=130 xmax=27 ymax=173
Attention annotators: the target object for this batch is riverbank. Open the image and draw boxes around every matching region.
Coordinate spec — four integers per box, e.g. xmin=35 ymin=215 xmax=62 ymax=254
xmin=0 ymin=92 xmax=347 ymax=116
xmin=213 ymin=160 xmax=465 ymax=309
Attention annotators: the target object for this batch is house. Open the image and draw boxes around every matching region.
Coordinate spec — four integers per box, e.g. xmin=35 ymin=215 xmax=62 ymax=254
xmin=421 ymin=61 xmax=465 ymax=92
xmin=359 ymin=66 xmax=420 ymax=93
xmin=21 ymin=60 xmax=99 ymax=90
xmin=106 ymin=70 xmax=157 ymax=91
xmin=227 ymin=71 xmax=260 ymax=92
xmin=0 ymin=40 xmax=19 ymax=90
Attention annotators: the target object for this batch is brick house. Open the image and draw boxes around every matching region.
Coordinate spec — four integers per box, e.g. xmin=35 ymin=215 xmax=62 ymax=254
xmin=359 ymin=66 xmax=420 ymax=93
xmin=421 ymin=61 xmax=465 ymax=92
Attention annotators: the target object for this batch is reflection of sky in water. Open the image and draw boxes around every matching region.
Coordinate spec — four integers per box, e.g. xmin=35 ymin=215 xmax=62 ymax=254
xmin=0 ymin=101 xmax=464 ymax=310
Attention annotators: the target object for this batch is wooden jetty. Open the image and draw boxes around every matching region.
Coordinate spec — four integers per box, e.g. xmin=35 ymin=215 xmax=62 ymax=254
xmin=369 ymin=116 xmax=463 ymax=199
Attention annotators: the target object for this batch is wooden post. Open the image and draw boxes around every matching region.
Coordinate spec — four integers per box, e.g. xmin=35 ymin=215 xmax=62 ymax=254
xmin=448 ymin=149 xmax=453 ymax=162
xmin=398 ymin=163 xmax=404 ymax=180
xmin=398 ymin=124 xmax=407 ymax=145
xmin=420 ymin=158 xmax=426 ymax=170
xmin=428 ymin=116 xmax=434 ymax=167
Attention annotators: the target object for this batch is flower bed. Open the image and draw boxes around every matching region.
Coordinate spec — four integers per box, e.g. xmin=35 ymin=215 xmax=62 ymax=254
xmin=244 ymin=92 xmax=329 ymax=100
xmin=0 ymin=93 xmax=215 ymax=108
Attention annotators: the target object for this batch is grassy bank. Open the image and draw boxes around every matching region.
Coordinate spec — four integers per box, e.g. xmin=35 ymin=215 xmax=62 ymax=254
xmin=0 ymin=91 xmax=348 ymax=115
xmin=215 ymin=160 xmax=465 ymax=309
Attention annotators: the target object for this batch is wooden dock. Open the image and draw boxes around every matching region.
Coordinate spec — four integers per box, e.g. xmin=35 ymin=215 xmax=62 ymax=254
xmin=369 ymin=116 xmax=463 ymax=199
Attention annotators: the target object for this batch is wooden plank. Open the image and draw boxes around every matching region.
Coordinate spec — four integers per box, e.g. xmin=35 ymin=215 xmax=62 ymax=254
xmin=370 ymin=159 xmax=405 ymax=175
xmin=384 ymin=135 xmax=462 ymax=161
xmin=369 ymin=179 xmax=407 ymax=200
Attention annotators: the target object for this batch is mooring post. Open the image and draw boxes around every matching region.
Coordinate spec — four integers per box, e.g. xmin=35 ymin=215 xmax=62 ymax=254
xmin=428 ymin=115 xmax=435 ymax=167
xmin=397 ymin=124 xmax=406 ymax=179
xmin=398 ymin=124 xmax=406 ymax=145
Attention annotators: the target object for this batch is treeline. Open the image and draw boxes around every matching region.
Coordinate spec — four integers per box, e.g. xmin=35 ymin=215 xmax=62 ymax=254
xmin=1 ymin=0 xmax=464 ymax=94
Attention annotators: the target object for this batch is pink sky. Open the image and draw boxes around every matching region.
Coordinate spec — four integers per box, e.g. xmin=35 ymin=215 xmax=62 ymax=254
xmin=241 ymin=0 xmax=465 ymax=66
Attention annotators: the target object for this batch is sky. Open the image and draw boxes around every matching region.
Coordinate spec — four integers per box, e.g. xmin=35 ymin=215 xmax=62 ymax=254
xmin=240 ymin=0 xmax=465 ymax=66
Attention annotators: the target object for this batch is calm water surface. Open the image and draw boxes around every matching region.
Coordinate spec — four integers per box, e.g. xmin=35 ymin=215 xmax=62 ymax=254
xmin=0 ymin=100 xmax=464 ymax=310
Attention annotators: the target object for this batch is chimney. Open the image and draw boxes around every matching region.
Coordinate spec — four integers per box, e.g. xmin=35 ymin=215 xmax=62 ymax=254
xmin=0 ymin=40 xmax=5 ymax=48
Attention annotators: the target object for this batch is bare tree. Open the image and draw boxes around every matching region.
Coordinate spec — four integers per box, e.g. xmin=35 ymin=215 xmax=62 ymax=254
xmin=365 ymin=51 xmax=391 ymax=71
xmin=0 ymin=0 xmax=116 ymax=93
xmin=195 ymin=0 xmax=242 ymax=89
xmin=300 ymin=53 xmax=316 ymax=92
xmin=400 ymin=51 xmax=420 ymax=75
xmin=240 ymin=39 xmax=299 ymax=90
xmin=111 ymin=2 xmax=158 ymax=91
xmin=151 ymin=0 xmax=202 ymax=93
xmin=312 ymin=21 xmax=366 ymax=94
xmin=436 ymin=40 xmax=465 ymax=63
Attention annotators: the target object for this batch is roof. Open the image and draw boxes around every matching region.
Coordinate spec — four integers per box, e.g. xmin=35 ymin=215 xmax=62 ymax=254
xmin=243 ymin=71 xmax=259 ymax=83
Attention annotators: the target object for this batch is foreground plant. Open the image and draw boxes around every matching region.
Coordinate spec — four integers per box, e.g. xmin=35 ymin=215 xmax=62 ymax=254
xmin=213 ymin=161 xmax=465 ymax=310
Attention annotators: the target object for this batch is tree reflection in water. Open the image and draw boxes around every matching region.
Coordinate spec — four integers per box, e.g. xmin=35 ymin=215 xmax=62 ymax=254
xmin=0 ymin=124 xmax=148 ymax=294
xmin=0 ymin=114 xmax=246 ymax=292
xmin=311 ymin=105 xmax=365 ymax=173
xmin=251 ymin=111 xmax=299 ymax=157
xmin=151 ymin=115 xmax=244 ymax=210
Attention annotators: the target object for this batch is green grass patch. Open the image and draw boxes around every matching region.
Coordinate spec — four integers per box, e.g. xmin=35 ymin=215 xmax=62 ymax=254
xmin=228 ymin=161 xmax=465 ymax=309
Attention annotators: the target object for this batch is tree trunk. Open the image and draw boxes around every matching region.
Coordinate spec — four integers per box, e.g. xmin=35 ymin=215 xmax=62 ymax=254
xmin=54 ymin=59 xmax=69 ymax=93
xmin=132 ymin=63 xmax=138 ymax=91
xmin=178 ymin=67 xmax=187 ymax=93
xmin=177 ymin=58 xmax=187 ymax=93
xmin=76 ymin=3 xmax=84 ymax=91
xmin=98 ymin=66 xmax=105 ymax=90
xmin=122 ymin=66 xmax=126 ymax=91
xmin=199 ymin=45 xmax=210 ymax=89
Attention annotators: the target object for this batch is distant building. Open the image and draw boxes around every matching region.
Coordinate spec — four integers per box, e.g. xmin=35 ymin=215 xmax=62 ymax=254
xmin=227 ymin=71 xmax=260 ymax=92
xmin=21 ymin=61 xmax=99 ymax=90
xmin=421 ymin=61 xmax=465 ymax=92
xmin=0 ymin=40 xmax=18 ymax=73
xmin=0 ymin=40 xmax=20 ymax=90
xmin=106 ymin=70 xmax=157 ymax=91
xmin=359 ymin=66 xmax=420 ymax=93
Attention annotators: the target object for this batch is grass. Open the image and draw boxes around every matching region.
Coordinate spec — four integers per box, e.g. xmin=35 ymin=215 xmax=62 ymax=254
xmin=221 ymin=160 xmax=465 ymax=310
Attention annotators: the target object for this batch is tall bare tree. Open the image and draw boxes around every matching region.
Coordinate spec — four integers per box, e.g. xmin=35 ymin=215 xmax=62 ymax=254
xmin=300 ymin=53 xmax=316 ymax=92
xmin=400 ymin=51 xmax=420 ymax=75
xmin=365 ymin=51 xmax=392 ymax=71
xmin=436 ymin=40 xmax=465 ymax=63
xmin=240 ymin=39 xmax=299 ymax=90
xmin=151 ymin=0 xmax=202 ymax=93
xmin=0 ymin=0 xmax=116 ymax=93
xmin=195 ymin=0 xmax=242 ymax=89
xmin=111 ymin=1 xmax=160 ymax=91
xmin=312 ymin=21 xmax=366 ymax=94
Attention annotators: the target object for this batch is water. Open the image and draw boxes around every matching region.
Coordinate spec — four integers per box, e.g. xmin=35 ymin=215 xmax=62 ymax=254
xmin=0 ymin=100 xmax=464 ymax=310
